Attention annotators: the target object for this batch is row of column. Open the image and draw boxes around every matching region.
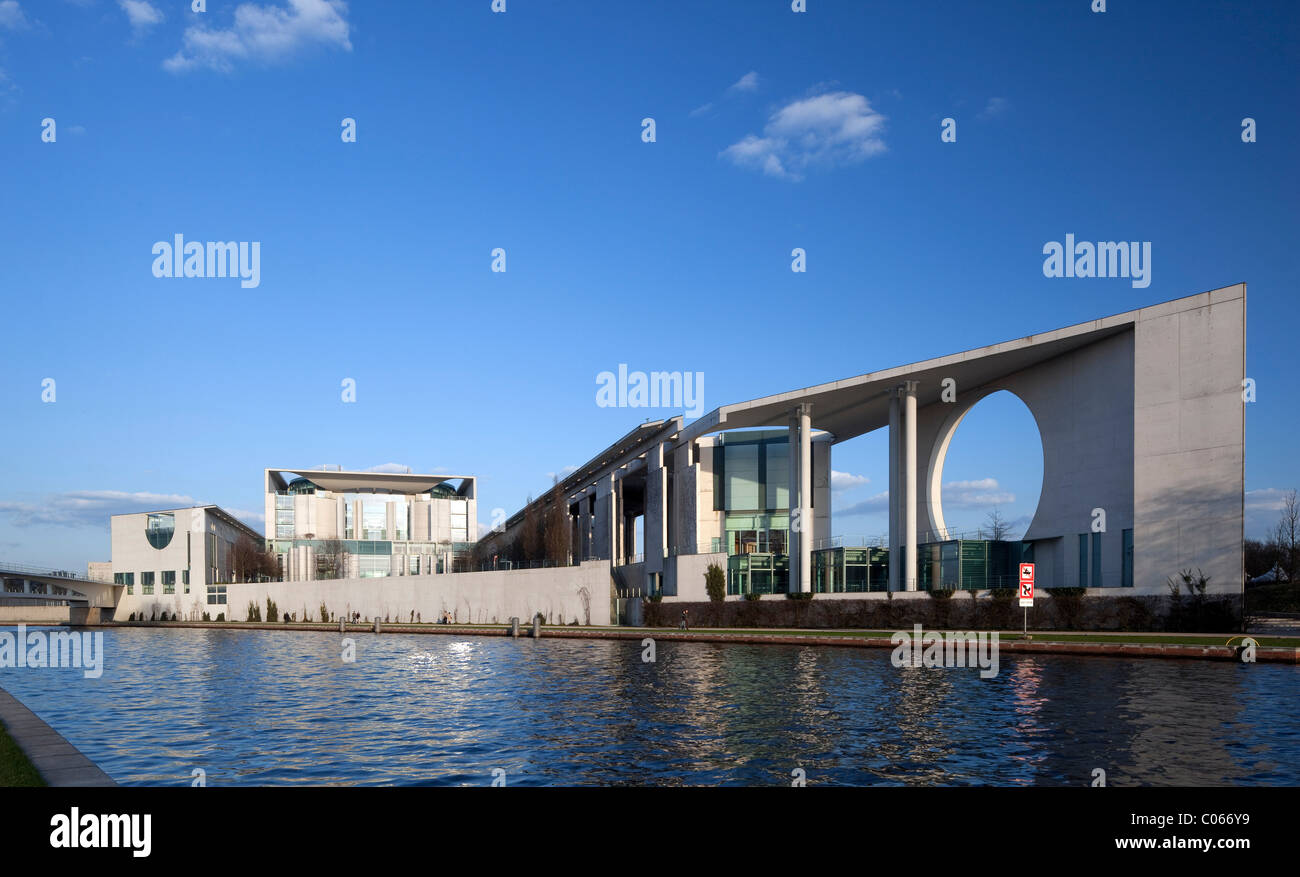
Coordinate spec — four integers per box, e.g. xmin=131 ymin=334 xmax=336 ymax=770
xmin=888 ymin=381 xmax=919 ymax=591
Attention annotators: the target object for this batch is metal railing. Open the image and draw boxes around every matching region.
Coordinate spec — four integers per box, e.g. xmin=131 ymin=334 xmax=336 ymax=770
xmin=0 ymin=560 xmax=112 ymax=583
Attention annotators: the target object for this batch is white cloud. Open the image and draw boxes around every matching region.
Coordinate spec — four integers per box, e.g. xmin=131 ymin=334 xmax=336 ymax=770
xmin=838 ymin=491 xmax=890 ymax=517
xmin=164 ymin=0 xmax=352 ymax=73
xmin=942 ymin=478 xmax=1015 ymax=508
xmin=830 ymin=470 xmax=870 ymax=492
xmin=1246 ymin=487 xmax=1296 ymax=538
xmin=118 ymin=0 xmax=162 ymax=32
xmin=0 ymin=491 xmax=199 ymax=528
xmin=977 ymin=96 xmax=1009 ymax=120
xmin=1246 ymin=487 xmax=1293 ymax=513
xmin=0 ymin=1 xmax=29 ymax=30
xmin=364 ymin=462 xmax=413 ymax=474
xmin=728 ymin=71 xmax=759 ymax=93
xmin=689 ymin=102 xmax=714 ymax=118
xmin=546 ymin=465 xmax=579 ymax=483
xmin=225 ymin=508 xmax=266 ymax=527
xmin=722 ymin=90 xmax=887 ymax=181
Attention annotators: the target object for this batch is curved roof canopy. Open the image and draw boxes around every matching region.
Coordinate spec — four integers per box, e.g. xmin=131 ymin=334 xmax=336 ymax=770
xmin=267 ymin=469 xmax=473 ymax=496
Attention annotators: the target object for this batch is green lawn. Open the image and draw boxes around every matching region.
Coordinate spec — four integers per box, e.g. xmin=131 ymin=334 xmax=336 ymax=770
xmin=0 ymin=723 xmax=44 ymax=787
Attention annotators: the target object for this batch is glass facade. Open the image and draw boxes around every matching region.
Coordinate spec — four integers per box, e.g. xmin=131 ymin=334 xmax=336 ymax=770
xmin=145 ymin=512 xmax=175 ymax=549
xmin=715 ymin=432 xmax=800 ymax=594
xmin=1122 ymin=529 xmax=1134 ymax=588
xmin=162 ymin=570 xmax=175 ymax=594
xmin=275 ymin=495 xmax=294 ymax=539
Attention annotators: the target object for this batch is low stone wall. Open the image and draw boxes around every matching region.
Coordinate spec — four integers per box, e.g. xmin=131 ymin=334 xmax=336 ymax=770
xmin=0 ymin=606 xmax=70 ymax=624
xmin=645 ymin=592 xmax=1242 ymax=632
xmin=215 ymin=561 xmax=612 ymax=626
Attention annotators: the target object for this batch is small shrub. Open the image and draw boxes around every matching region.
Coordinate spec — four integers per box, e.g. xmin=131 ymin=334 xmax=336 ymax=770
xmin=743 ymin=591 xmax=762 ymax=602
xmin=704 ymin=564 xmax=726 ymax=603
xmin=785 ymin=591 xmax=814 ymax=601
xmin=647 ymin=592 xmax=663 ymax=603
xmin=319 ymin=602 xmax=330 ymax=623
xmin=265 ymin=597 xmax=279 ymax=624
xmin=202 ymin=612 xmax=210 ymax=622
xmin=216 ymin=612 xmax=225 ymax=622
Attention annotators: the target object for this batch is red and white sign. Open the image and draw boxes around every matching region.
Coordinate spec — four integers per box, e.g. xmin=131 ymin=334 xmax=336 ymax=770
xmin=1019 ymin=563 xmax=1035 ymax=607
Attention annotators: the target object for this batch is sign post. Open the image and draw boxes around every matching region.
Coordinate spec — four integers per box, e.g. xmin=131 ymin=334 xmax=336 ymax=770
xmin=1018 ymin=563 xmax=1035 ymax=635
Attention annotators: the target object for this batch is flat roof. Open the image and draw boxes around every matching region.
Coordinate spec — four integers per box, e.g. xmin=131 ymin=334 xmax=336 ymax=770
xmin=679 ymin=284 xmax=1244 ymax=445
xmin=266 ymin=468 xmax=474 ymax=495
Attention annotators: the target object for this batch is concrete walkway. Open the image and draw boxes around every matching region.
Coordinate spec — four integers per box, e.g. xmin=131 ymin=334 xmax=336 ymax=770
xmin=0 ymin=687 xmax=115 ymax=786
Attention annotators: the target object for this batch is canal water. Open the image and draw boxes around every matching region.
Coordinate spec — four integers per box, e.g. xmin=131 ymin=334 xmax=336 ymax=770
xmin=2 ymin=627 xmax=1297 ymax=786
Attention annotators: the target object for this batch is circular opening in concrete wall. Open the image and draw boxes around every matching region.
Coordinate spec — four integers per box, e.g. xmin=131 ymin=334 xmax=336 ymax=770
xmin=932 ymin=390 xmax=1043 ymax=540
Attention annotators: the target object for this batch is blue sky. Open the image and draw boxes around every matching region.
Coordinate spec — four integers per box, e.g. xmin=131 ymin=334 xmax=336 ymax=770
xmin=0 ymin=0 xmax=1296 ymax=569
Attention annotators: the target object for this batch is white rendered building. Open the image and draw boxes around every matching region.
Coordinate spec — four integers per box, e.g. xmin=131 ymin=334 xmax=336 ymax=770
xmin=264 ymin=468 xmax=477 ymax=581
xmin=110 ymin=504 xmax=264 ymax=619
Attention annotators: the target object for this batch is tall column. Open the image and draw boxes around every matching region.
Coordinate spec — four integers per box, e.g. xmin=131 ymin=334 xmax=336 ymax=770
xmin=579 ymin=492 xmax=592 ymax=560
xmin=903 ymin=380 xmax=918 ymax=591
xmin=788 ymin=411 xmax=801 ymax=592
xmin=788 ymin=404 xmax=813 ymax=593
xmin=888 ymin=390 xmax=901 ymax=591
xmin=798 ymin=404 xmax=812 ymax=593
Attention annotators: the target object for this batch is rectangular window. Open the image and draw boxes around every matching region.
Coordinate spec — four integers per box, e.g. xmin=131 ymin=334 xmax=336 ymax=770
xmin=1078 ymin=534 xmax=1088 ymax=587
xmin=1091 ymin=532 xmax=1103 ymax=588
xmin=183 ymin=569 xmax=190 ymax=593
xmin=1122 ymin=529 xmax=1134 ymax=588
xmin=206 ymin=585 xmax=227 ymax=605
xmin=162 ymin=570 xmax=176 ymax=594
xmin=141 ymin=571 xmax=155 ymax=595
xmin=725 ymin=443 xmax=761 ymax=510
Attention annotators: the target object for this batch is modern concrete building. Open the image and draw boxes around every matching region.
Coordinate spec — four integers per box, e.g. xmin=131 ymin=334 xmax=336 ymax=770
xmin=264 ymin=468 xmax=478 ymax=581
xmin=110 ymin=505 xmax=264 ymax=619
xmin=479 ymin=285 xmax=1246 ymax=601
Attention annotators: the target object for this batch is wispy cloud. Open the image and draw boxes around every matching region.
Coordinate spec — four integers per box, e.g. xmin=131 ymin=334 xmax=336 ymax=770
xmin=1246 ymin=487 xmax=1296 ymax=537
xmin=364 ymin=462 xmax=413 ymax=474
xmin=722 ymin=90 xmax=887 ymax=181
xmin=118 ymin=0 xmax=162 ymax=33
xmin=547 ymin=465 xmax=579 ymax=483
xmin=164 ymin=0 xmax=352 ymax=74
xmin=0 ymin=1 xmax=29 ymax=30
xmin=727 ymin=71 xmax=760 ymax=93
xmin=941 ymin=477 xmax=1015 ymax=508
xmin=831 ymin=470 xmax=870 ymax=492
xmin=838 ymin=491 xmax=890 ymax=517
xmin=689 ymin=102 xmax=714 ymax=118
xmin=976 ymin=96 xmax=1009 ymax=120
xmin=0 ymin=491 xmax=200 ymax=528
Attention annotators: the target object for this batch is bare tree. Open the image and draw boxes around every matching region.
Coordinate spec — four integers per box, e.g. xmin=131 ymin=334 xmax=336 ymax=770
xmin=544 ymin=483 xmax=570 ymax=566
xmin=317 ymin=538 xmax=349 ymax=580
xmin=232 ymin=534 xmax=280 ymax=582
xmin=1274 ymin=489 xmax=1299 ymax=580
xmin=980 ymin=508 xmax=1013 ymax=541
xmin=522 ymin=494 xmax=541 ymax=563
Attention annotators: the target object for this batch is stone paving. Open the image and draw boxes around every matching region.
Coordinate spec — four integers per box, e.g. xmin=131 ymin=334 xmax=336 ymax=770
xmin=0 ymin=687 xmax=115 ymax=786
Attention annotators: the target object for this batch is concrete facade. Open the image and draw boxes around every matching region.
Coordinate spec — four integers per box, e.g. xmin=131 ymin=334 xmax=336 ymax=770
xmin=481 ymin=285 xmax=1246 ymax=602
xmin=110 ymin=505 xmax=261 ymax=619
xmin=224 ymin=561 xmax=611 ymax=627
